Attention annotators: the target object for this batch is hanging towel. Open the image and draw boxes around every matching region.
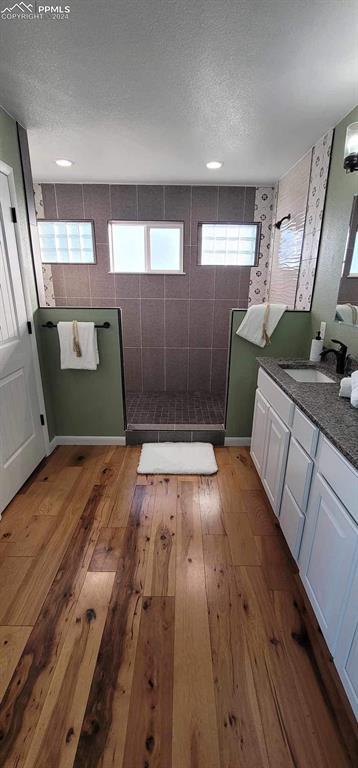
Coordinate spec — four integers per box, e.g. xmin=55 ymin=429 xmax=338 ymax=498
xmin=350 ymin=370 xmax=358 ymax=408
xmin=57 ymin=321 xmax=99 ymax=370
xmin=339 ymin=376 xmax=352 ymax=399
xmin=236 ymin=303 xmax=287 ymax=348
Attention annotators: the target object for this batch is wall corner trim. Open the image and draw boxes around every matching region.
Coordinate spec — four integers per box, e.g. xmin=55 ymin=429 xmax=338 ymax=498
xmin=47 ymin=435 xmax=126 ymax=455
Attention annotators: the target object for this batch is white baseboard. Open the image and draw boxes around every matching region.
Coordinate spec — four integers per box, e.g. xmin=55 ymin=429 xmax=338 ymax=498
xmin=224 ymin=437 xmax=251 ymax=446
xmin=47 ymin=435 xmax=126 ymax=453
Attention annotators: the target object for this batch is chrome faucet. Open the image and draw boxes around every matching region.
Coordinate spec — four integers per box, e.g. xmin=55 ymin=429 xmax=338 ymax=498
xmin=320 ymin=339 xmax=348 ymax=374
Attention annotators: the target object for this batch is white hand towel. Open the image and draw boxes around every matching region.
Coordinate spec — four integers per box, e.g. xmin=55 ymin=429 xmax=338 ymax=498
xmin=57 ymin=321 xmax=99 ymax=370
xmin=350 ymin=370 xmax=358 ymax=408
xmin=236 ymin=303 xmax=287 ymax=348
xmin=339 ymin=376 xmax=352 ymax=398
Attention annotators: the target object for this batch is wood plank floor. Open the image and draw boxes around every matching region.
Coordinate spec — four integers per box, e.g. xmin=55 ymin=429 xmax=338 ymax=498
xmin=0 ymin=445 xmax=356 ymax=768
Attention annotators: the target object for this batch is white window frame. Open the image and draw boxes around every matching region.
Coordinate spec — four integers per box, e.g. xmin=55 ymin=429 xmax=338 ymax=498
xmin=108 ymin=220 xmax=184 ymax=274
xmin=37 ymin=220 xmax=96 ymax=265
xmin=198 ymin=221 xmax=261 ymax=267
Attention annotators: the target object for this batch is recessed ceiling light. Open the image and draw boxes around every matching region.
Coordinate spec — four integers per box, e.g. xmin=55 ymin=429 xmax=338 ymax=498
xmin=206 ymin=160 xmax=223 ymax=169
xmin=55 ymin=159 xmax=73 ymax=167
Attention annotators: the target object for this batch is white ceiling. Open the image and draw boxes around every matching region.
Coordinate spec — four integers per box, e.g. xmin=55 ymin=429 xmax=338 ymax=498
xmin=0 ymin=0 xmax=357 ymax=183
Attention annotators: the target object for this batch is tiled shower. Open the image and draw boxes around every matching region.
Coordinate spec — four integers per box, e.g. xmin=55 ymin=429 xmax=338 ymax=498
xmin=35 ymin=182 xmax=272 ymax=428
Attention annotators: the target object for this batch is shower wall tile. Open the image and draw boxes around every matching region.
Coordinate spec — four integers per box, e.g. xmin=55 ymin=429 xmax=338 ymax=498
xmin=55 ymin=184 xmax=84 ymax=219
xmin=142 ymin=347 xmax=165 ymax=391
xmin=164 ymin=186 xmax=191 ymax=245
xmin=118 ymin=299 xmax=141 ymax=346
xmin=138 ymin=185 xmax=164 ymax=220
xmin=140 ymin=274 xmax=164 ymax=298
xmin=243 ymin=186 xmax=256 ymax=221
xmin=218 ymin=186 xmax=245 ymax=220
xmin=42 ymin=184 xmax=57 ymax=218
xmin=124 ymin=347 xmax=142 ymax=391
xmin=41 ymin=182 xmax=258 ymax=392
xmin=83 ymin=184 xmax=110 ymax=243
xmin=189 ymin=300 xmax=214 ymax=348
xmin=110 ymin=185 xmax=137 ymax=220
xmin=211 ymin=348 xmax=228 ymax=393
xmin=165 ymin=299 xmax=189 ymax=348
xmin=189 ymin=348 xmax=211 ymax=391
xmin=141 ymin=299 xmax=164 ymax=347
xmin=165 ymin=348 xmax=188 ymax=392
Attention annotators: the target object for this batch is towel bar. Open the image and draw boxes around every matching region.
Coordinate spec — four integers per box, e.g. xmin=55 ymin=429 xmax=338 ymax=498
xmin=41 ymin=321 xmax=110 ymax=329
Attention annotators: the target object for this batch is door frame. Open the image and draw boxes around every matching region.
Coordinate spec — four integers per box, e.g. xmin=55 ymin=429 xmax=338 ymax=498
xmin=0 ymin=158 xmax=50 ymax=456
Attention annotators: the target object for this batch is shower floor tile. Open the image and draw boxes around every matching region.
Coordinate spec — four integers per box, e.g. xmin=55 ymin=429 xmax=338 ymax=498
xmin=126 ymin=391 xmax=225 ymax=427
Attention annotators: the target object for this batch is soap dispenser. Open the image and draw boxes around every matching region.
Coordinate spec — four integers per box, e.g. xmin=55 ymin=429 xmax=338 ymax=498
xmin=310 ymin=331 xmax=323 ymax=362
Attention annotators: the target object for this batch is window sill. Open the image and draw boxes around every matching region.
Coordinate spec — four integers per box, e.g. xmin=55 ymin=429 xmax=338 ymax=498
xmin=109 ymin=271 xmax=186 ymax=276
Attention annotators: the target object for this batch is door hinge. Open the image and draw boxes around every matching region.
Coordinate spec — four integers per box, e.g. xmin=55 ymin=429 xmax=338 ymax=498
xmin=27 ymin=320 xmax=32 ymax=334
xmin=10 ymin=207 xmax=17 ymax=223
xmin=40 ymin=414 xmax=45 ymax=426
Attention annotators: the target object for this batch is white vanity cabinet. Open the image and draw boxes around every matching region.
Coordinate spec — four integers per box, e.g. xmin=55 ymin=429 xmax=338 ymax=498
xmin=299 ymin=472 xmax=358 ymax=653
xmin=261 ymin=407 xmax=290 ymax=515
xmin=250 ymin=389 xmax=269 ymax=476
xmin=335 ymin=567 xmax=358 ymax=718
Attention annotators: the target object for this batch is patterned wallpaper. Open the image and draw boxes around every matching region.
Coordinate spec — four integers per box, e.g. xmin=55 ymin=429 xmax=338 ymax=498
xmin=248 ymin=186 xmax=276 ymax=305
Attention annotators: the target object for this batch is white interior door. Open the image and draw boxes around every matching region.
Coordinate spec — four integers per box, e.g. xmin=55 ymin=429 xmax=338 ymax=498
xmin=0 ymin=169 xmax=45 ymax=516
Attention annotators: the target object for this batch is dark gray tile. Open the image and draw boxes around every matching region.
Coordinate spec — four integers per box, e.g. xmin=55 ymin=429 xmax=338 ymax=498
xmin=142 ymin=348 xmax=164 ymax=391
xmin=55 ymin=184 xmax=84 ymax=219
xmin=110 ymin=185 xmax=137 ymax=220
xmin=165 ymin=300 xmax=189 ymax=348
xmin=89 ymin=262 xmax=115 ymax=298
xmin=218 ymin=186 xmax=245 ymax=221
xmin=118 ymin=299 xmax=141 ymax=346
xmin=189 ymin=300 xmax=214 ymax=348
xmin=189 ymin=247 xmax=215 ymax=299
xmin=65 ymin=297 xmax=91 ymax=307
xmin=165 ymin=247 xmax=190 ymax=298
xmin=123 ymin=347 xmax=142 ymax=392
xmin=212 ymin=300 xmax=233 ymax=348
xmin=140 ymin=274 xmax=164 ymax=298
xmin=138 ymin=186 xmax=164 ymax=220
xmin=238 ymin=269 xmax=251 ymax=305
xmin=188 ymin=349 xmax=211 ymax=391
xmin=141 ymin=299 xmax=164 ymax=347
xmin=165 ymin=348 xmax=188 ymax=391
xmin=51 ymin=264 xmax=65 ymax=297
xmin=164 ymin=186 xmax=191 ymax=244
xmin=42 ymin=184 xmax=57 ymax=218
xmin=191 ymin=186 xmax=218 ymax=244
xmin=214 ymin=268 xmax=240 ymax=300
xmin=91 ymin=297 xmax=116 ymax=307
xmin=63 ymin=265 xmax=90 ymax=298
xmin=192 ymin=430 xmax=224 ymax=445
xmin=83 ymin=184 xmax=110 ymax=243
xmin=211 ymin=349 xmax=228 ymax=393
xmin=244 ymin=186 xmax=256 ymax=221
xmin=115 ymin=273 xmax=140 ymax=298
xmin=159 ymin=430 xmax=192 ymax=442
xmin=126 ymin=430 xmax=159 ymax=444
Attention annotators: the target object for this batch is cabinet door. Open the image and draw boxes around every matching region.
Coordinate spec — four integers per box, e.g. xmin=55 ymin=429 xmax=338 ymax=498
xmin=261 ymin=407 xmax=290 ymax=515
xmin=335 ymin=566 xmax=358 ymax=718
xmin=250 ymin=389 xmax=269 ymax=478
xmin=299 ymin=473 xmax=358 ymax=653
xmin=280 ymin=485 xmax=305 ymax=560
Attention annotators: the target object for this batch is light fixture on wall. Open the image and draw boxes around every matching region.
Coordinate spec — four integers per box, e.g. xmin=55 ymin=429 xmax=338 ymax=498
xmin=55 ymin=159 xmax=74 ymax=167
xmin=206 ymin=160 xmax=223 ymax=169
xmin=343 ymin=122 xmax=358 ymax=173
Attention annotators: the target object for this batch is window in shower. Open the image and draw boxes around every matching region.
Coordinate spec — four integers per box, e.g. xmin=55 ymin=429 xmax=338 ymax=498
xmin=109 ymin=221 xmax=184 ymax=273
xmin=38 ymin=221 xmax=96 ymax=264
xmin=199 ymin=222 xmax=260 ymax=266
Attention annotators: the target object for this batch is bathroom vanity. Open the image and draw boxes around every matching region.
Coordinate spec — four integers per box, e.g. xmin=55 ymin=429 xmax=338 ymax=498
xmin=251 ymin=359 xmax=358 ymax=717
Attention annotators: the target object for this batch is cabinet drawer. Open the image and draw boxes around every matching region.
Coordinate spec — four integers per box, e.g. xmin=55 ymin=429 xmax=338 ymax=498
xmin=257 ymin=368 xmax=294 ymax=427
xmin=318 ymin=437 xmax=358 ymax=523
xmin=280 ymin=486 xmax=305 ymax=560
xmin=285 ymin=437 xmax=313 ymax=512
xmin=292 ymin=408 xmax=318 ymax=458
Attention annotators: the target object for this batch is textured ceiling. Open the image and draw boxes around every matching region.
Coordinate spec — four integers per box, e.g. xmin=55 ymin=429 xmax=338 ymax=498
xmin=0 ymin=0 xmax=357 ymax=183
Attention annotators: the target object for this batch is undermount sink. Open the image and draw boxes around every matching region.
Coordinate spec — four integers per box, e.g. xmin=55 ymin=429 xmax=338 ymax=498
xmin=283 ymin=368 xmax=336 ymax=383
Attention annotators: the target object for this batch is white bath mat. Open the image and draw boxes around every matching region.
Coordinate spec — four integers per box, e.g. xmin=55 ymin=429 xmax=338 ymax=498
xmin=137 ymin=442 xmax=218 ymax=475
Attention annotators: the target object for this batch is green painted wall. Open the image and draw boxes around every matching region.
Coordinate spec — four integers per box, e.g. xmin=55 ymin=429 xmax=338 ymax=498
xmin=0 ymin=107 xmax=38 ymax=313
xmin=226 ymin=310 xmax=311 ymax=437
xmin=35 ymin=308 xmax=125 ymax=440
xmin=311 ymin=105 xmax=358 ymax=353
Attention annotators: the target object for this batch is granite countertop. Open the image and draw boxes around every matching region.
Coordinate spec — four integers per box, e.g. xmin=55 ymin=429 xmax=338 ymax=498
xmin=257 ymin=358 xmax=358 ymax=471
